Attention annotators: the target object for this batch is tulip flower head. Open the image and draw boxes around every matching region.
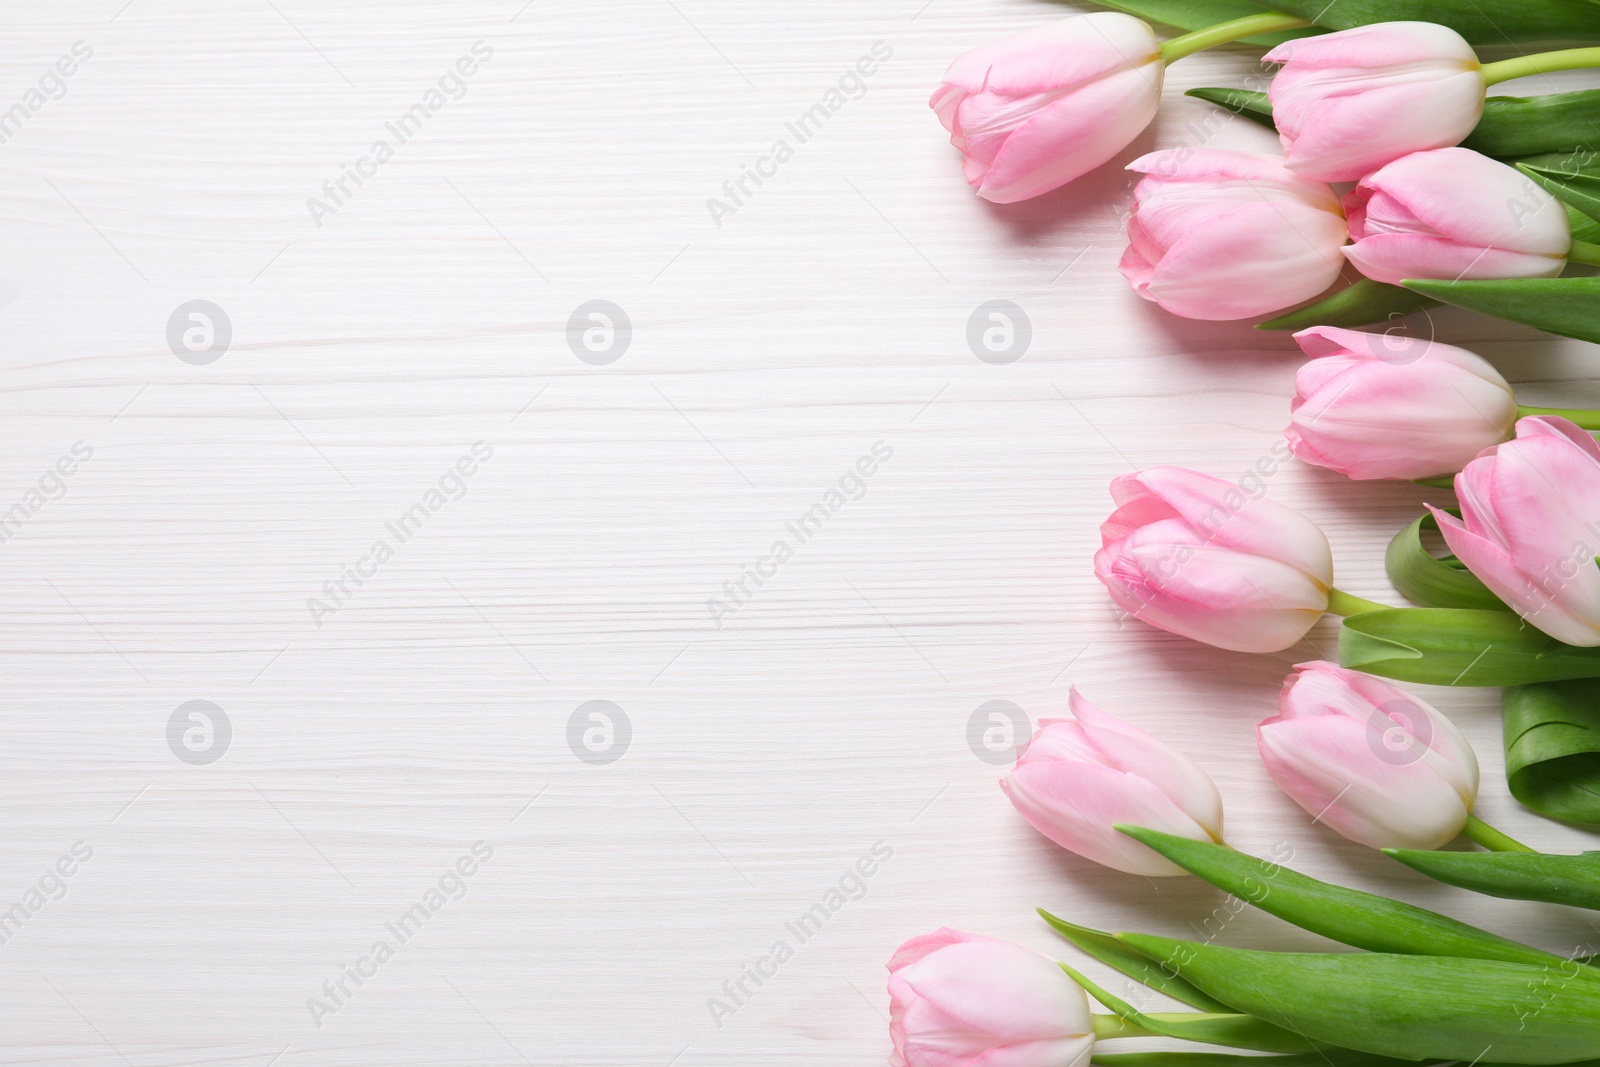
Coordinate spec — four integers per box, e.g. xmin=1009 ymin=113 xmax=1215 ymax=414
xmin=1342 ymin=147 xmax=1571 ymax=286
xmin=1432 ymin=416 xmax=1600 ymax=647
xmin=930 ymin=13 xmax=1163 ymax=204
xmin=1120 ymin=149 xmax=1347 ymax=320
xmin=888 ymin=928 xmax=1094 ymax=1067
xmin=1265 ymin=22 xmax=1485 ymax=182
xmin=1096 ymin=466 xmax=1334 ymax=653
xmin=1286 ymin=326 xmax=1517 ymax=480
xmin=1002 ymin=690 xmax=1224 ymax=876
xmin=1259 ymin=661 xmax=1480 ymax=850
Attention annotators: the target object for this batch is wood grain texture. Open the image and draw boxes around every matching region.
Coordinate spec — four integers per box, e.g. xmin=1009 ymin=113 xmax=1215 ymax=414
xmin=0 ymin=2 xmax=1597 ymax=1064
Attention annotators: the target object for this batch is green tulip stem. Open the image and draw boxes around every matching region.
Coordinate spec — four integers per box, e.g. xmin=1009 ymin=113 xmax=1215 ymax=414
xmin=1462 ymin=812 xmax=1536 ymax=853
xmin=1159 ymin=13 xmax=1312 ymax=64
xmin=1482 ymin=47 xmax=1600 ymax=86
xmin=1516 ymin=403 xmax=1600 ymax=429
xmin=1326 ymin=588 xmax=1389 ymax=616
xmin=1092 ymin=1013 xmax=1236 ymax=1039
xmin=1567 ymin=239 xmax=1600 ymax=267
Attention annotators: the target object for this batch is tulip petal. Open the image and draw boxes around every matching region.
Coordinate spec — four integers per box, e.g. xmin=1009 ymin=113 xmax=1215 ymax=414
xmin=1105 ymin=467 xmax=1334 ymax=582
xmin=1277 ymin=74 xmax=1484 ymax=182
xmin=1356 ymin=147 xmax=1571 ymax=254
xmin=939 ymin=13 xmax=1159 ymax=97
xmin=1062 ymin=690 xmax=1225 ymax=838
xmin=896 ymin=939 xmax=1092 ymax=1042
xmin=1264 ymin=21 xmax=1477 ymax=69
xmin=975 ymin=61 xmax=1160 ymax=203
xmin=1286 ymin=338 xmax=1516 ymax=479
xmin=1257 ymin=715 xmax=1471 ymax=849
xmin=1141 ymin=200 xmax=1347 ymax=319
xmin=1341 ymin=233 xmax=1563 ymax=287
xmin=1003 ymin=760 xmax=1205 ymax=875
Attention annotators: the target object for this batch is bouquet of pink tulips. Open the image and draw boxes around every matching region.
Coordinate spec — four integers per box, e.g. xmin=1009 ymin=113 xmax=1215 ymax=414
xmin=894 ymin=1 xmax=1600 ymax=1064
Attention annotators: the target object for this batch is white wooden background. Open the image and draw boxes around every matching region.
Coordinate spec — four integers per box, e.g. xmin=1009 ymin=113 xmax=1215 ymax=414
xmin=2 ymin=2 xmax=1598 ymax=1064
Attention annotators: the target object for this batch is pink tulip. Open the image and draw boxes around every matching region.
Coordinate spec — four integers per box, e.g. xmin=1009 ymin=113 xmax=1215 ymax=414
xmin=1431 ymin=416 xmax=1600 ymax=647
xmin=1002 ymin=689 xmax=1223 ymax=876
xmin=1286 ymin=325 xmax=1517 ymax=480
xmin=888 ymin=928 xmax=1094 ymax=1067
xmin=1119 ymin=149 xmax=1347 ymax=320
xmin=1342 ymin=147 xmax=1570 ymax=286
xmin=1259 ymin=661 xmax=1479 ymax=850
xmin=1265 ymin=22 xmax=1485 ymax=182
xmin=930 ymin=13 xmax=1162 ymax=204
xmin=1095 ymin=466 xmax=1334 ymax=653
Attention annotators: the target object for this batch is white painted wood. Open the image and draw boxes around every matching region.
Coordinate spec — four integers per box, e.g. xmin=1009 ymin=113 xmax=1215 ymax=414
xmin=0 ymin=2 xmax=1596 ymax=1064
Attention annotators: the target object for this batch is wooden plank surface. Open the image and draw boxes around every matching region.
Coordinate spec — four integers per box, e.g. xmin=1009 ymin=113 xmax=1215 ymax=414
xmin=1 ymin=2 xmax=1597 ymax=1063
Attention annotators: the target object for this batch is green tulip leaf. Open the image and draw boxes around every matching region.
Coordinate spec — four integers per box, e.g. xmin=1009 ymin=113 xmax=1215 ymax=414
xmin=1339 ymin=607 xmax=1600 ymax=686
xmin=1080 ymin=1 xmax=1318 ymax=44
xmin=1258 ymin=278 xmax=1439 ymax=331
xmin=1249 ymin=0 xmax=1600 ymax=44
xmin=1403 ymin=277 xmax=1600 ymax=346
xmin=1385 ymin=512 xmax=1511 ymax=611
xmin=1466 ymin=90 xmax=1600 ymax=160
xmin=1115 ymin=826 xmax=1559 ymax=966
xmin=1184 ymin=87 xmax=1276 ymax=129
xmin=1385 ymin=845 xmax=1600 ymax=912
xmin=1518 ymin=157 xmax=1600 ymax=227
xmin=1568 ymin=203 xmax=1600 ymax=246
xmin=1091 ymin=1055 xmax=1432 ymax=1067
xmin=1038 ymin=909 xmax=1234 ymax=1012
xmin=1117 ymin=934 xmax=1600 ymax=1062
xmin=1060 ymin=962 xmax=1320 ymax=1053
xmin=1503 ymin=679 xmax=1600 ymax=827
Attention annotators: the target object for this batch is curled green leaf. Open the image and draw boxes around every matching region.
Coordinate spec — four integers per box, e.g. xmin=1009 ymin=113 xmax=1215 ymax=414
xmin=1115 ymin=826 xmax=1560 ymax=967
xmin=1385 ymin=512 xmax=1510 ymax=611
xmin=1117 ymin=933 xmax=1600 ymax=1063
xmin=1504 ymin=679 xmax=1600 ymax=827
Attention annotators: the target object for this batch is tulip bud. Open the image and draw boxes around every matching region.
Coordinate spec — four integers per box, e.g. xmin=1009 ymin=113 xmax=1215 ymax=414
xmin=930 ymin=13 xmax=1162 ymax=204
xmin=1286 ymin=325 xmax=1517 ymax=480
xmin=1432 ymin=416 xmax=1600 ymax=647
xmin=1002 ymin=690 xmax=1224 ymax=876
xmin=1259 ymin=661 xmax=1480 ymax=850
xmin=1342 ymin=147 xmax=1571 ymax=286
xmin=1095 ymin=466 xmax=1334 ymax=653
xmin=887 ymin=929 xmax=1094 ymax=1067
xmin=1265 ymin=22 xmax=1485 ymax=182
xmin=1119 ymin=149 xmax=1347 ymax=320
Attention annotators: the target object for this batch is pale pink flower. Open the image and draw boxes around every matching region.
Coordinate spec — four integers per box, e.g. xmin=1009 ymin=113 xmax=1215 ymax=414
xmin=1002 ymin=689 xmax=1224 ymax=876
xmin=1432 ymin=416 xmax=1600 ymax=646
xmin=1095 ymin=466 xmax=1333 ymax=652
xmin=888 ymin=928 xmax=1094 ymax=1067
xmin=1266 ymin=21 xmax=1484 ymax=182
xmin=1342 ymin=147 xmax=1570 ymax=285
xmin=1286 ymin=325 xmax=1516 ymax=480
xmin=1259 ymin=661 xmax=1480 ymax=850
xmin=930 ymin=13 xmax=1162 ymax=203
xmin=1120 ymin=149 xmax=1347 ymax=319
